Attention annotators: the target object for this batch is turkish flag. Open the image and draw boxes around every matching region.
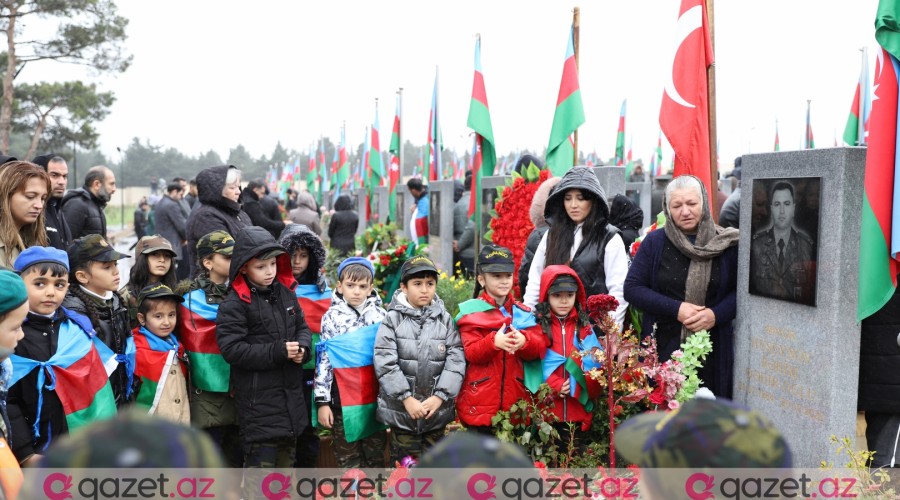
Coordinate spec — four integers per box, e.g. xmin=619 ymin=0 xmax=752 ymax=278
xmin=660 ymin=0 xmax=714 ymax=200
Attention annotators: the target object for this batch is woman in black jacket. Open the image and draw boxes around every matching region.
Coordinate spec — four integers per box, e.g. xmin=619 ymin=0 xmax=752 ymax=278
xmin=185 ymin=165 xmax=250 ymax=278
xmin=328 ymin=195 xmax=358 ymax=256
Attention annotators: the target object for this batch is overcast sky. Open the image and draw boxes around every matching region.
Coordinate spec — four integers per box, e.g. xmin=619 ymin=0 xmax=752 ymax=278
xmin=17 ymin=1 xmax=880 ymax=171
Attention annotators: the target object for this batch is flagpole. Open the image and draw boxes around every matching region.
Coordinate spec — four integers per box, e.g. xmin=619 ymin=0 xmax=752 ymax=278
xmin=858 ymin=46 xmax=867 ymax=146
xmin=572 ymin=6 xmax=580 ymax=165
xmin=706 ymin=0 xmax=719 ymax=221
xmin=806 ymin=99 xmax=812 ymax=149
xmin=398 ymin=87 xmax=403 ymax=184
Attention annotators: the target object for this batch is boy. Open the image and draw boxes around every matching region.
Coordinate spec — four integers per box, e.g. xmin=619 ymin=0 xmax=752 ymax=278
xmin=455 ymin=245 xmax=544 ymax=434
xmin=178 ymin=230 xmax=240 ymax=466
xmin=374 ymin=255 xmax=464 ymax=461
xmin=316 ymin=256 xmax=387 ymax=468
xmin=133 ymin=283 xmax=189 ymax=425
xmin=216 ymin=226 xmax=312 ymax=468
xmin=62 ymin=234 xmax=135 ymax=407
xmin=8 ymin=247 xmax=117 ymax=466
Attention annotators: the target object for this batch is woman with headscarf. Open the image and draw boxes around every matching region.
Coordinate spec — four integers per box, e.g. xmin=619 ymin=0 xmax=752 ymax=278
xmin=185 ymin=165 xmax=250 ymax=277
xmin=522 ymin=166 xmax=629 ymax=326
xmin=624 ymin=175 xmax=739 ymax=397
xmin=608 ymin=194 xmax=645 ymax=251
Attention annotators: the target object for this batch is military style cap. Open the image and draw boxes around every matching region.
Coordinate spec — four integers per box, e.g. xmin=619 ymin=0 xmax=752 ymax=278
xmin=196 ymin=230 xmax=235 ymax=259
xmin=135 ymin=235 xmax=177 ymax=257
xmin=477 ymin=244 xmax=515 ymax=274
xmin=400 ymin=255 xmax=438 ymax=280
xmin=548 ymin=275 xmax=579 ymax=294
xmin=67 ymin=234 xmax=130 ymax=269
xmin=136 ymin=283 xmax=184 ymax=309
xmin=617 ymin=397 xmax=792 ymax=468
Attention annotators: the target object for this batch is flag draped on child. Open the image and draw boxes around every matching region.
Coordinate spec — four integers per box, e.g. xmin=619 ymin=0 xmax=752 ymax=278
xmin=858 ymin=4 xmax=900 ymax=320
xmin=388 ymin=95 xmax=401 ymax=223
xmin=179 ymin=288 xmax=230 ymax=393
xmin=546 ymin=24 xmax=585 ymax=177
xmin=295 ymin=284 xmax=332 ymax=370
xmin=467 ymin=34 xmax=496 ymax=222
xmin=133 ymin=326 xmax=185 ymax=414
xmin=10 ymin=313 xmax=117 ymax=436
xmin=317 ymin=322 xmax=387 ymax=442
xmin=659 ymin=0 xmax=714 ymax=202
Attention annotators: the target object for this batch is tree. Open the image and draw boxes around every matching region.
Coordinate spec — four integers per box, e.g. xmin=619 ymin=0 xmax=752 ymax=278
xmin=14 ymin=80 xmax=114 ymax=158
xmin=0 ymin=0 xmax=131 ymax=153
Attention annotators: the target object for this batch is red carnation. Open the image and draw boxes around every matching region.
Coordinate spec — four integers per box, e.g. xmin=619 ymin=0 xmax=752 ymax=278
xmin=649 ymin=377 xmax=667 ymax=406
xmin=539 ymin=169 xmax=551 ymax=182
xmin=587 ymin=294 xmax=619 ymax=321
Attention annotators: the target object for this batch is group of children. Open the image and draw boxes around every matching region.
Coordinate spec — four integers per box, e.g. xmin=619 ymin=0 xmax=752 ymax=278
xmin=0 ymin=220 xmax=605 ymax=473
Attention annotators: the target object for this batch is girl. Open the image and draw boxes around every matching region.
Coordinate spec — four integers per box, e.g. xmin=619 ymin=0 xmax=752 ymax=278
xmin=121 ymin=235 xmax=178 ymax=328
xmin=0 ymin=161 xmax=51 ymax=269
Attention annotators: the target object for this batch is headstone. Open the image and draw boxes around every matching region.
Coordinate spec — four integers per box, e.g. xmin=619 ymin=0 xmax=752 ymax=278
xmin=479 ymin=174 xmax=512 ymax=243
xmin=624 ymin=180 xmax=652 ymax=228
xmin=594 ymin=166 xmax=626 ymax=201
xmin=733 ymin=147 xmax=865 ymax=467
xmin=427 ymin=180 xmax=456 ymax=274
xmin=395 ymin=184 xmax=411 ymax=240
xmin=354 ymin=189 xmax=367 ymax=237
xmin=375 ymin=186 xmax=390 ymax=225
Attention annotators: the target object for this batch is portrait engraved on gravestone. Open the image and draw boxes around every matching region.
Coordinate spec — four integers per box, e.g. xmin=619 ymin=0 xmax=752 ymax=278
xmin=748 ymin=177 xmax=820 ymax=306
xmin=430 ymin=190 xmax=441 ymax=237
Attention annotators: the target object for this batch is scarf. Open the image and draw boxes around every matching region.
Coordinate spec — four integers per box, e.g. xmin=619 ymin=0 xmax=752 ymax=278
xmin=662 ymin=175 xmax=740 ymax=340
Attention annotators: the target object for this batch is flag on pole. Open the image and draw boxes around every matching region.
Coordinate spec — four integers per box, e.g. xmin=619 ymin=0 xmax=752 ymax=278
xmin=858 ymin=20 xmax=900 ymax=320
xmin=368 ymin=102 xmax=383 ymax=218
xmin=426 ymin=69 xmax=442 ymax=182
xmin=337 ymin=126 xmax=350 ymax=192
xmin=317 ymin=140 xmax=328 ymax=203
xmin=388 ymin=94 xmax=401 ymax=223
xmin=805 ymin=101 xmax=816 ymax=149
xmin=625 ymin=135 xmax=634 ymax=177
xmin=546 ymin=24 xmax=585 ymax=177
xmin=659 ymin=0 xmax=714 ymax=200
xmin=654 ymin=132 xmax=664 ymax=176
xmin=467 ymin=34 xmax=497 ymax=222
xmin=844 ymin=47 xmax=872 ymax=146
xmin=615 ymin=99 xmax=627 ymax=166
xmin=306 ymin=145 xmax=317 ymax=198
xmin=774 ymin=120 xmax=781 ymax=151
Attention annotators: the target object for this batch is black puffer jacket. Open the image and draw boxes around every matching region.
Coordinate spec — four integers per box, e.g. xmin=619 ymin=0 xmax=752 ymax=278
xmin=328 ymin=195 xmax=358 ymax=255
xmin=859 ymin=288 xmax=900 ymax=412
xmin=185 ymin=165 xmax=250 ymax=277
xmin=44 ymin=197 xmax=73 ymax=251
xmin=216 ymin=226 xmax=312 ymax=444
xmin=241 ymin=188 xmax=284 ymax=240
xmin=608 ymin=194 xmax=644 ymax=250
xmin=61 ymin=187 xmax=107 ymax=240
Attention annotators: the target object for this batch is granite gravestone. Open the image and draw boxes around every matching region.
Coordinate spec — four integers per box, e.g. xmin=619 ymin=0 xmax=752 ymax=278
xmin=375 ymin=186 xmax=390 ymax=225
xmin=733 ymin=147 xmax=865 ymax=467
xmin=428 ymin=180 xmax=456 ymax=273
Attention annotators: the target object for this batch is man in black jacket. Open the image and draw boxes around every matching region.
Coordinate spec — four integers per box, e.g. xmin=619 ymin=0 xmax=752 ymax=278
xmin=32 ymin=154 xmax=73 ymax=250
xmin=155 ymin=183 xmax=189 ymax=279
xmin=241 ymin=180 xmax=289 ymax=240
xmin=61 ymin=166 xmax=116 ymax=240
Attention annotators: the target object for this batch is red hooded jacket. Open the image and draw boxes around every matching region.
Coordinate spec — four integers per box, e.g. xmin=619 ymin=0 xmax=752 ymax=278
xmin=455 ymin=292 xmax=544 ymax=427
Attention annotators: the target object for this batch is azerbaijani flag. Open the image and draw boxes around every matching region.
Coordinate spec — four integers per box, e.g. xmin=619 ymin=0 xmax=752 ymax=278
xmin=546 ymin=24 xmax=585 ymax=177
xmin=615 ymin=99 xmax=627 ymax=166
xmin=10 ymin=318 xmax=117 ymax=434
xmin=805 ymin=101 xmax=816 ymax=149
xmin=858 ymin=33 xmax=900 ymax=320
xmin=317 ymin=140 xmax=328 ymax=202
xmin=467 ymin=34 xmax=497 ymax=222
xmin=844 ymin=47 xmax=872 ymax=147
xmin=179 ymin=288 xmax=230 ymax=393
xmin=625 ymin=136 xmax=634 ymax=177
xmin=654 ymin=132 xmax=664 ymax=176
xmin=774 ymin=120 xmax=781 ymax=152
xmin=426 ymin=69 xmax=442 ymax=182
xmin=337 ymin=126 xmax=350 ymax=192
xmin=388 ymin=94 xmax=401 ymax=223
xmin=369 ymin=103 xmax=383 ymax=216
xmin=318 ymin=323 xmax=387 ymax=442
xmin=134 ymin=327 xmax=185 ymax=414
xmin=295 ymin=284 xmax=332 ymax=370
xmin=307 ymin=144 xmax=317 ymax=199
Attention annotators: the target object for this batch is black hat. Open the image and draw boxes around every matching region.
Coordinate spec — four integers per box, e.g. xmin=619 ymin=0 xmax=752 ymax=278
xmin=477 ymin=244 xmax=514 ymax=274
xmin=0 ymin=155 xmax=17 ymax=166
xmin=136 ymin=283 xmax=184 ymax=309
xmin=31 ymin=153 xmax=54 ymax=170
xmin=400 ymin=255 xmax=438 ymax=280
xmin=548 ymin=275 xmax=579 ymax=294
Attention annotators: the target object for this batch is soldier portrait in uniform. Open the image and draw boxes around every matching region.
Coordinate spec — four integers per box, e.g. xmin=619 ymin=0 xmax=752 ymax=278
xmin=749 ymin=178 xmax=819 ymax=306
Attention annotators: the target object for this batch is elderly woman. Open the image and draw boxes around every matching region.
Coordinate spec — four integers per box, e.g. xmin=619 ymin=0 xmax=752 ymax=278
xmin=185 ymin=165 xmax=249 ymax=277
xmin=624 ymin=175 xmax=739 ymax=397
xmin=523 ymin=166 xmax=629 ymax=326
xmin=0 ymin=162 xmax=50 ymax=268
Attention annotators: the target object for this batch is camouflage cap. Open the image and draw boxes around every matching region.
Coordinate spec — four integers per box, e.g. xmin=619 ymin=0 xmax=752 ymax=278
xmin=67 ymin=234 xmax=130 ymax=269
xmin=135 ymin=235 xmax=177 ymax=256
xmin=616 ymin=397 xmax=792 ymax=469
xmin=196 ymin=230 xmax=235 ymax=259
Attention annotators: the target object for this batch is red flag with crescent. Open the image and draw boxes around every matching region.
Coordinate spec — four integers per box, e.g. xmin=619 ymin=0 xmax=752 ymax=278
xmin=659 ymin=0 xmax=714 ymax=199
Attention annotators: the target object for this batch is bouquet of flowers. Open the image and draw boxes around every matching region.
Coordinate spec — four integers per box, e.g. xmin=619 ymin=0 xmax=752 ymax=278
xmin=488 ymin=162 xmax=552 ymax=298
xmin=367 ymin=242 xmax=426 ymax=301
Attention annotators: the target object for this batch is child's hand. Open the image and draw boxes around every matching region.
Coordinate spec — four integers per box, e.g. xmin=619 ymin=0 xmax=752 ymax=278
xmin=285 ymin=341 xmax=302 ymax=360
xmin=317 ymin=405 xmax=334 ymax=429
xmin=493 ymin=330 xmax=509 ymax=350
xmin=508 ymin=330 xmax=526 ymax=352
xmin=422 ymin=395 xmax=443 ymax=419
xmin=403 ymin=397 xmax=427 ymax=419
xmin=560 ymin=379 xmax=571 ymax=398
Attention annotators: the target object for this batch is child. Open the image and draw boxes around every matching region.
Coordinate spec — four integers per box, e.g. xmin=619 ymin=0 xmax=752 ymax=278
xmin=7 ymin=247 xmax=117 ymax=467
xmin=121 ymin=235 xmax=178 ymax=328
xmin=316 ymin=256 xmax=387 ymax=468
xmin=216 ymin=226 xmax=312 ymax=468
xmin=279 ymin=224 xmax=331 ymax=467
xmin=178 ymin=230 xmax=241 ymax=466
xmin=531 ymin=265 xmax=601 ymax=439
xmin=0 ymin=269 xmax=28 ymax=498
xmin=455 ymin=245 xmax=544 ymax=434
xmin=62 ymin=234 xmax=136 ymax=408
xmin=374 ymin=255 xmax=464 ymax=462
xmin=133 ymin=283 xmax=189 ymax=424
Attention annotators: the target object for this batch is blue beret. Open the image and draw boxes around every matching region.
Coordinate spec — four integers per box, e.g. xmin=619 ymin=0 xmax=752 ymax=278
xmin=14 ymin=246 xmax=69 ymax=273
xmin=337 ymin=256 xmax=375 ymax=280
